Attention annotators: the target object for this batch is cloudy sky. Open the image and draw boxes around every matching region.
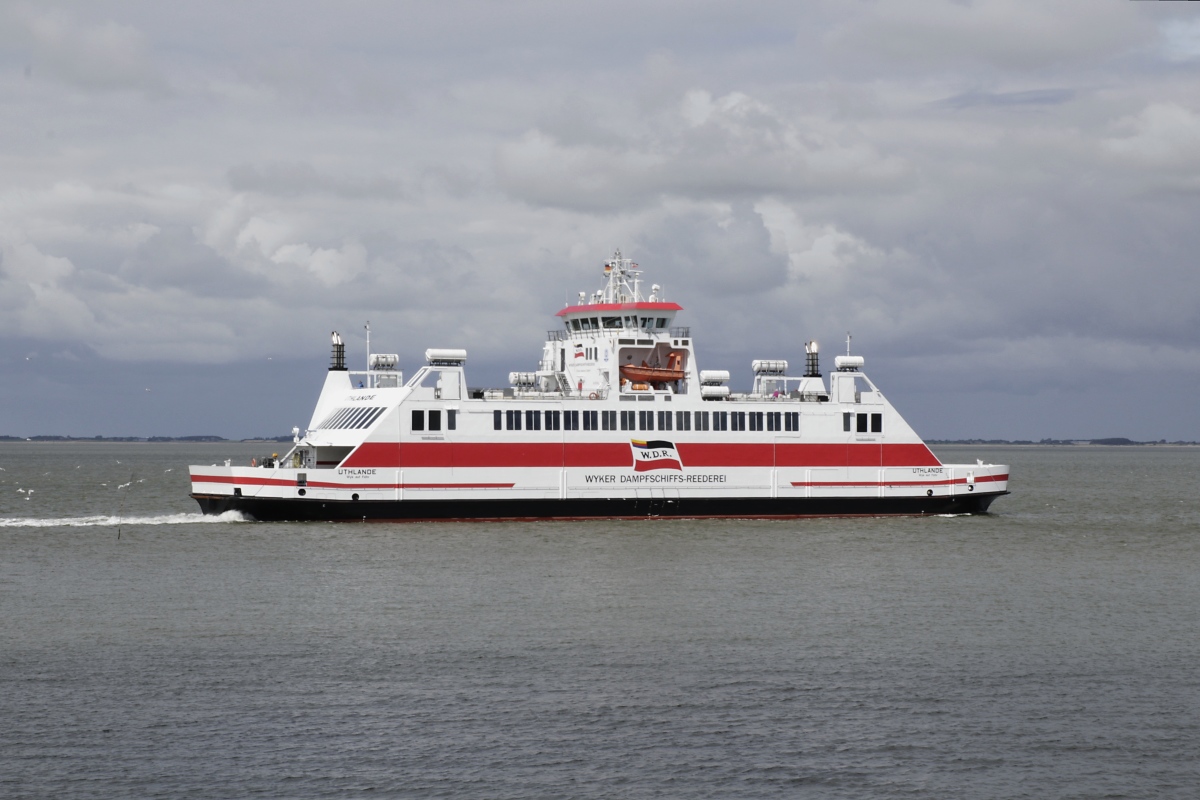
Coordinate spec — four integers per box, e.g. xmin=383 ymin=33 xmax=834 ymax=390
xmin=2 ymin=0 xmax=1199 ymax=440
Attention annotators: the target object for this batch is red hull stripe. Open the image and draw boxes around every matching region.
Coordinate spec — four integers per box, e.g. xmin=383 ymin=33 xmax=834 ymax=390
xmin=339 ymin=441 xmax=942 ymax=469
xmin=792 ymin=473 xmax=1009 ymax=488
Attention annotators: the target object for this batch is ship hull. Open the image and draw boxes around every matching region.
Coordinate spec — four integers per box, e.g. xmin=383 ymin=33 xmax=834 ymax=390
xmin=192 ymin=490 xmax=1008 ymax=522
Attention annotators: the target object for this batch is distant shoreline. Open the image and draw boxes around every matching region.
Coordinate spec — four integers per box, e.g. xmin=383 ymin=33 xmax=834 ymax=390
xmin=2 ymin=435 xmax=1196 ymax=446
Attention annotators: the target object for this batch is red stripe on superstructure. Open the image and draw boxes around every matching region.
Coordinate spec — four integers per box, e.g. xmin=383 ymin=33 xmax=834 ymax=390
xmin=555 ymin=302 xmax=683 ymax=317
xmin=190 ymin=474 xmax=515 ymax=490
xmin=339 ymin=441 xmax=944 ymax=469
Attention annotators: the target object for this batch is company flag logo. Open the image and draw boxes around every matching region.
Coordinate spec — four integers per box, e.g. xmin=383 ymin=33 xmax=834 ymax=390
xmin=574 ymin=343 xmax=585 ymax=359
xmin=630 ymin=439 xmax=683 ymax=472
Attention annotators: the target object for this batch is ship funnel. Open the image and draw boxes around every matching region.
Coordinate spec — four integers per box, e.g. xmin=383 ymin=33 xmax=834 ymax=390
xmin=804 ymin=341 xmax=820 ymax=377
xmin=330 ymin=331 xmax=346 ymax=371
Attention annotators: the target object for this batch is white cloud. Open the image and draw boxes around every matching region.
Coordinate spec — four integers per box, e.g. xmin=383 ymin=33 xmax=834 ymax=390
xmin=1102 ymin=103 xmax=1200 ymax=171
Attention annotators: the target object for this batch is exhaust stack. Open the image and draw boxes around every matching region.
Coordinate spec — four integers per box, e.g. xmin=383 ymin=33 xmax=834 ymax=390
xmin=330 ymin=331 xmax=346 ymax=371
xmin=804 ymin=341 xmax=820 ymax=377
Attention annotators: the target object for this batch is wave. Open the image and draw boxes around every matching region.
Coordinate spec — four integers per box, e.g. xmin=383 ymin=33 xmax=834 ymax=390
xmin=0 ymin=511 xmax=250 ymax=527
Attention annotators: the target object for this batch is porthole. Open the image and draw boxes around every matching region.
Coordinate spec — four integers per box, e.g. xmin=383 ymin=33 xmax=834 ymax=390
xmin=298 ymin=488 xmax=306 ymax=496
xmin=926 ymin=489 xmax=933 ymax=497
xmin=352 ymin=493 xmax=360 ymax=501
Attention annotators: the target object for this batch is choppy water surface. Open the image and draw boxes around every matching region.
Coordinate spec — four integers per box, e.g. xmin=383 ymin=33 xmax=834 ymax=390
xmin=2 ymin=442 xmax=1199 ymax=798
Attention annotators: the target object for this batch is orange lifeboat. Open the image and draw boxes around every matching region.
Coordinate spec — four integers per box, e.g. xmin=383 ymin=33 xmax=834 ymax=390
xmin=619 ymin=351 xmax=686 ymax=383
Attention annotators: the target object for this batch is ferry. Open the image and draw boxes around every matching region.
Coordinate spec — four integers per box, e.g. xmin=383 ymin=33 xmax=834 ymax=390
xmin=189 ymin=251 xmax=1009 ymax=521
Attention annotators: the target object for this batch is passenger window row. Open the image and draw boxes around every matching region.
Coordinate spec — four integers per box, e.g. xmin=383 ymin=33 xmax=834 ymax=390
xmin=843 ymin=412 xmax=884 ymax=433
xmin=411 ymin=409 xmax=457 ymax=432
xmin=487 ymin=409 xmax=804 ymax=434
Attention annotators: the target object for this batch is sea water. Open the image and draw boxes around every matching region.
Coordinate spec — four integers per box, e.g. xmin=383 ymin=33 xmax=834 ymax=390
xmin=2 ymin=442 xmax=1198 ymax=798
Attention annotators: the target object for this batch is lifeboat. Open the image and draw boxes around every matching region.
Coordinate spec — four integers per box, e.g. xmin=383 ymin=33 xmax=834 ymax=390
xmin=620 ymin=351 xmax=686 ymax=383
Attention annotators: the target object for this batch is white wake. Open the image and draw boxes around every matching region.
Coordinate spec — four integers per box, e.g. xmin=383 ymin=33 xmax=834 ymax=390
xmin=0 ymin=510 xmax=250 ymax=527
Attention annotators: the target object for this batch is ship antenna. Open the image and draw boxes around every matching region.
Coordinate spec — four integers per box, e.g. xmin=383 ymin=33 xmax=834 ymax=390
xmin=846 ymin=332 xmax=852 ymax=356
xmin=365 ymin=321 xmax=371 ymax=372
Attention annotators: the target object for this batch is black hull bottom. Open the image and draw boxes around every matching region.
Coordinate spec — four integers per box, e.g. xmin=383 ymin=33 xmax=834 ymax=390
xmin=192 ymin=491 xmax=1008 ymax=522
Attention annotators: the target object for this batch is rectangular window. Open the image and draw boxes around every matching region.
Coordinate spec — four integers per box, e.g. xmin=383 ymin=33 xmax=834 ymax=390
xmin=695 ymin=411 xmax=709 ymax=431
xmin=494 ymin=409 xmax=502 ymax=430
xmin=732 ymin=412 xmax=746 ymax=431
xmin=639 ymin=410 xmax=654 ymax=430
xmin=749 ymin=412 xmax=763 ymax=431
xmin=656 ymin=318 xmax=668 ymax=328
xmin=507 ymin=409 xmax=521 ymax=430
xmin=657 ymin=410 xmax=672 ymax=431
xmin=546 ymin=410 xmax=561 ymax=431
xmin=785 ymin=412 xmax=799 ymax=432
xmin=602 ymin=410 xmax=616 ymax=430
xmin=843 ymin=412 xmax=852 ymax=432
xmin=448 ymin=410 xmax=457 ymax=431
xmin=713 ymin=411 xmax=728 ymax=431
xmin=621 ymin=410 xmax=635 ymax=430
xmin=527 ymin=409 xmax=541 ymax=431
xmin=428 ymin=409 xmax=442 ymax=431
xmin=587 ymin=410 xmax=599 ymax=430
xmin=565 ymin=410 xmax=579 ymax=431
xmin=857 ymin=413 xmax=869 ymax=433
xmin=871 ymin=413 xmax=883 ymax=433
xmin=676 ymin=411 xmax=691 ymax=431
xmin=412 ymin=409 xmax=424 ymax=431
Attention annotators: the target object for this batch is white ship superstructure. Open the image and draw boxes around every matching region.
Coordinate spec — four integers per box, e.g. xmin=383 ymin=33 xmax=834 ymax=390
xmin=190 ymin=251 xmax=1009 ymax=520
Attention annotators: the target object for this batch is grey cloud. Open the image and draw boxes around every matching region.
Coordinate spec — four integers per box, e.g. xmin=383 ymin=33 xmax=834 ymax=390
xmin=938 ymin=88 xmax=1076 ymax=110
xmin=4 ymin=6 xmax=169 ymax=96
xmin=227 ymin=162 xmax=407 ymax=201
xmin=3 ymin=1 xmax=1200 ymax=438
